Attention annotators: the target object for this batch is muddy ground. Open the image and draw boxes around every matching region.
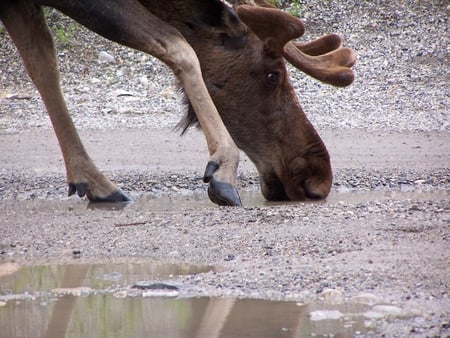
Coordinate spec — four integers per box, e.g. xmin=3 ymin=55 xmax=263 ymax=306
xmin=1 ymin=129 xmax=449 ymax=337
xmin=1 ymin=1 xmax=449 ymax=336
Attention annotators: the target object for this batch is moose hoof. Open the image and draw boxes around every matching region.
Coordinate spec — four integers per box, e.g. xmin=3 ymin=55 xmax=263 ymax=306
xmin=207 ymin=177 xmax=242 ymax=207
xmin=68 ymin=183 xmax=131 ymax=203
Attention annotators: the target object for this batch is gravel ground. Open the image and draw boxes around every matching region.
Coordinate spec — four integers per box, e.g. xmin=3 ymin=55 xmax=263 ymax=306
xmin=0 ymin=1 xmax=449 ymax=336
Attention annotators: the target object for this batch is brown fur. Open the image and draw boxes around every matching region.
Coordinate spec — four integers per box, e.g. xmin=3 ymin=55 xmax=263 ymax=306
xmin=0 ymin=0 xmax=355 ymax=204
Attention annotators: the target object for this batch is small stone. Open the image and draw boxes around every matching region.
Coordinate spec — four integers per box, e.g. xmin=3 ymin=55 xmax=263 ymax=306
xmin=372 ymin=305 xmax=406 ymax=317
xmin=139 ymin=75 xmax=149 ymax=86
xmin=72 ymin=249 xmax=81 ymax=258
xmin=363 ymin=310 xmax=385 ymax=319
xmin=224 ymin=254 xmax=235 ymax=261
xmin=0 ymin=262 xmax=21 ymax=278
xmin=353 ymin=292 xmax=379 ymax=305
xmin=51 ymin=287 xmax=91 ymax=296
xmin=133 ymin=283 xmax=179 ymax=298
xmin=319 ymin=288 xmax=344 ymax=304
xmin=113 ymin=290 xmax=128 ymax=299
xmin=310 ymin=310 xmax=343 ymax=321
xmin=98 ymin=51 xmax=115 ymax=63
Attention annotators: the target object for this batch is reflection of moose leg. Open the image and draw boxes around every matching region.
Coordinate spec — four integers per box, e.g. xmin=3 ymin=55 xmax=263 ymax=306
xmin=41 ymin=265 xmax=90 ymax=338
xmin=194 ymin=298 xmax=235 ymax=338
xmin=0 ymin=1 xmax=129 ymax=202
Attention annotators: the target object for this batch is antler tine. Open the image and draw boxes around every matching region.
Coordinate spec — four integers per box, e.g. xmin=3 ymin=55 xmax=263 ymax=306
xmin=283 ymin=43 xmax=356 ymax=87
xmin=237 ymin=5 xmax=305 ymax=52
xmin=284 ymin=41 xmax=356 ymax=87
xmin=294 ymin=33 xmax=342 ymax=56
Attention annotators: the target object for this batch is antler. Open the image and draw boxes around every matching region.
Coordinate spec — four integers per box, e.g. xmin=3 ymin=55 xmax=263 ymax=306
xmin=236 ymin=5 xmax=356 ymax=87
xmin=236 ymin=4 xmax=304 ymax=52
xmin=294 ymin=33 xmax=343 ymax=56
xmin=284 ymin=41 xmax=356 ymax=87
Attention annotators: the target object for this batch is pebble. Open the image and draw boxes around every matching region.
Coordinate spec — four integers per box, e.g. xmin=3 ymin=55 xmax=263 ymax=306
xmin=135 ymin=283 xmax=181 ymax=298
xmin=0 ymin=262 xmax=21 ymax=278
xmin=51 ymin=287 xmax=92 ymax=296
xmin=353 ymin=292 xmax=380 ymax=305
xmin=139 ymin=75 xmax=149 ymax=86
xmin=371 ymin=305 xmax=407 ymax=317
xmin=72 ymin=249 xmax=81 ymax=258
xmin=113 ymin=290 xmax=128 ymax=299
xmin=319 ymin=288 xmax=344 ymax=304
xmin=142 ymin=289 xmax=179 ymax=298
xmin=98 ymin=51 xmax=115 ymax=63
xmin=310 ymin=310 xmax=344 ymax=321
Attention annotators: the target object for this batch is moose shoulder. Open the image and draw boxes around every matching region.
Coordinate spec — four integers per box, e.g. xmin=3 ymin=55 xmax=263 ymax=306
xmin=0 ymin=0 xmax=355 ymax=206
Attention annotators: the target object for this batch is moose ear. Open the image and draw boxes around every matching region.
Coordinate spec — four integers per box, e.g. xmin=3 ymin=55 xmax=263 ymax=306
xmin=189 ymin=1 xmax=248 ymax=49
xmin=236 ymin=5 xmax=304 ymax=52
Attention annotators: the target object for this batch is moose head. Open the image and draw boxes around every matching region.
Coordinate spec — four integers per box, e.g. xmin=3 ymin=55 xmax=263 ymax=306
xmin=178 ymin=3 xmax=356 ymax=201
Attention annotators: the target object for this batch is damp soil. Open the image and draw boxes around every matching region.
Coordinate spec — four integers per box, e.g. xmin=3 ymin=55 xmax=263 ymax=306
xmin=0 ymin=128 xmax=448 ymax=337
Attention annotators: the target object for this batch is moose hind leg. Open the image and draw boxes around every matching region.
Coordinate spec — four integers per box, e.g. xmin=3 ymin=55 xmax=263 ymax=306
xmin=0 ymin=1 xmax=129 ymax=202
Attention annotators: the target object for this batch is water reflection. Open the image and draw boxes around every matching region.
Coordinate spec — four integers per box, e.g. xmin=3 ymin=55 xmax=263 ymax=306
xmin=2 ymin=187 xmax=446 ymax=213
xmin=1 ymin=295 xmax=370 ymax=338
xmin=88 ymin=187 xmax=448 ymax=211
xmin=0 ymin=262 xmax=403 ymax=338
xmin=0 ymin=262 xmax=214 ymax=293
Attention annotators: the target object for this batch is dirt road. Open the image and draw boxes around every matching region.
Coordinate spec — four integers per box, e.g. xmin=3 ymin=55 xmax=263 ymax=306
xmin=1 ymin=127 xmax=449 ymax=336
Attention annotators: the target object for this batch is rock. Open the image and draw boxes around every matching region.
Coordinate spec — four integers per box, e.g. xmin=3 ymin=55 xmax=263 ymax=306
xmin=363 ymin=310 xmax=385 ymax=319
xmin=224 ymin=254 xmax=235 ymax=261
xmin=139 ymin=75 xmax=149 ymax=86
xmin=51 ymin=287 xmax=92 ymax=296
xmin=113 ymin=290 xmax=128 ymax=298
xmin=353 ymin=292 xmax=380 ymax=305
xmin=98 ymin=51 xmax=115 ymax=63
xmin=0 ymin=262 xmax=21 ymax=278
xmin=133 ymin=282 xmax=180 ymax=298
xmin=72 ymin=249 xmax=81 ymax=258
xmin=363 ymin=305 xmax=408 ymax=320
xmin=310 ymin=310 xmax=344 ymax=321
xmin=372 ymin=305 xmax=407 ymax=317
xmin=319 ymin=288 xmax=344 ymax=304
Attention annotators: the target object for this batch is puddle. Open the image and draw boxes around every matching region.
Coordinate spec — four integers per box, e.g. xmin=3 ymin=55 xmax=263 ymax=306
xmin=98 ymin=188 xmax=448 ymax=211
xmin=0 ymin=262 xmax=409 ymax=337
xmin=3 ymin=188 xmax=447 ymax=213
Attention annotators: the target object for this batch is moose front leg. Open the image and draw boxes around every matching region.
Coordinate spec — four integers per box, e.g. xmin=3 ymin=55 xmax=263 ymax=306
xmin=165 ymin=36 xmax=242 ymax=206
xmin=41 ymin=0 xmax=242 ymax=206
xmin=0 ymin=1 xmax=129 ymax=202
xmin=173 ymin=54 xmax=242 ymax=207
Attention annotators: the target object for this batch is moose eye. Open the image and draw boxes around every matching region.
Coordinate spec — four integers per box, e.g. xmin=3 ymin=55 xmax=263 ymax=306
xmin=266 ymin=72 xmax=280 ymax=85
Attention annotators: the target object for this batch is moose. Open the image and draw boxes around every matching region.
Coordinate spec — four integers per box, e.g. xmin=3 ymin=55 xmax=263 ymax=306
xmin=0 ymin=0 xmax=355 ymax=206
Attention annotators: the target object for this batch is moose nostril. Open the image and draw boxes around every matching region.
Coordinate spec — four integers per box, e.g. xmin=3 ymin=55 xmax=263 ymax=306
xmin=306 ymin=190 xmax=323 ymax=199
xmin=302 ymin=182 xmax=326 ymax=200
